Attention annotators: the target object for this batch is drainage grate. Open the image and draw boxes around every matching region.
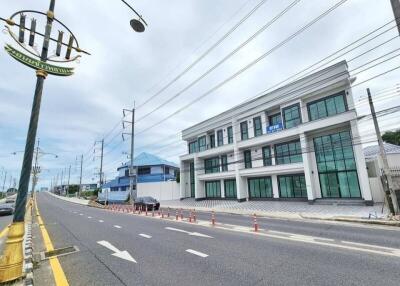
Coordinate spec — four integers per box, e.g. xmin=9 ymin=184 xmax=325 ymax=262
xmin=40 ymin=245 xmax=79 ymax=260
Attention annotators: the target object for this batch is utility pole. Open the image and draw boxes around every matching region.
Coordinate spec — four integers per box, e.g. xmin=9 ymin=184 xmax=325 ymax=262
xmin=99 ymin=139 xmax=104 ymax=187
xmin=391 ymin=0 xmax=400 ymax=34
xmin=123 ymin=105 xmax=135 ymax=205
xmin=367 ymin=88 xmax=399 ymax=214
xmin=67 ymin=165 xmax=71 ymax=197
xmin=79 ymin=154 xmax=83 ymax=197
xmin=2 ymin=171 xmax=6 ymax=192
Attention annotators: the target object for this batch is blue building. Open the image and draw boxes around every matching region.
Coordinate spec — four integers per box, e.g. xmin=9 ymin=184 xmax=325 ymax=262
xmin=98 ymin=152 xmax=179 ymax=203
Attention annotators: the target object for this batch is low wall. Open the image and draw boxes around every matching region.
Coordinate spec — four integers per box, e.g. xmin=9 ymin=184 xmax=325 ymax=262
xmin=369 ymin=178 xmax=385 ymax=203
xmin=137 ymin=181 xmax=180 ymax=201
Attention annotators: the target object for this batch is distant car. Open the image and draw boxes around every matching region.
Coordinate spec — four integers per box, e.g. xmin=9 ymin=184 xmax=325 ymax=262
xmin=134 ymin=197 xmax=160 ymax=211
xmin=0 ymin=201 xmax=15 ymax=216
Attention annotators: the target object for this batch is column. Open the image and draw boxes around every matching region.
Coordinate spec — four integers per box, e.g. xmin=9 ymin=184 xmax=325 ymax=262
xmin=271 ymin=175 xmax=279 ymax=198
xmin=220 ymin=179 xmax=225 ymax=198
xmin=194 ymin=156 xmax=205 ymax=199
xmin=179 ymin=161 xmax=187 ymax=199
xmin=300 ymin=133 xmax=316 ymax=201
xmin=350 ymin=120 xmax=373 ymax=203
xmin=232 ymin=118 xmax=247 ymax=202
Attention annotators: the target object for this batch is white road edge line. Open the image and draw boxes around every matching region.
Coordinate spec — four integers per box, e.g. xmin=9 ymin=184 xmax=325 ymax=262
xmin=114 ymin=225 xmax=122 ymax=229
xmin=186 ymin=249 xmax=208 ymax=258
xmin=139 ymin=234 xmax=152 ymax=239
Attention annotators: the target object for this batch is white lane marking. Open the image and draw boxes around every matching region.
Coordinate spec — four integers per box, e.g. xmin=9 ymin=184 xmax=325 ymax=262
xmin=79 ymin=213 xmax=83 ymax=216
xmin=98 ymin=220 xmax=104 ymax=223
xmin=114 ymin=225 xmax=122 ymax=229
xmin=97 ymin=240 xmax=137 ymax=263
xmin=165 ymin=227 xmax=213 ymax=238
xmin=139 ymin=234 xmax=152 ymax=239
xmin=186 ymin=249 xmax=208 ymax=258
xmin=88 ymin=216 xmax=92 ymax=219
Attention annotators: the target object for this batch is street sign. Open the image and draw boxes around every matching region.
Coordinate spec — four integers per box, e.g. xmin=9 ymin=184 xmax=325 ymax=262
xmin=4 ymin=44 xmax=74 ymax=76
xmin=266 ymin=122 xmax=283 ymax=134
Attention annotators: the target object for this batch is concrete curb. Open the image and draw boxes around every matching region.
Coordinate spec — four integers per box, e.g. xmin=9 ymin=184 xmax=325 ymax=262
xmin=46 ymin=192 xmax=90 ymax=205
xmin=23 ymin=205 xmax=34 ymax=286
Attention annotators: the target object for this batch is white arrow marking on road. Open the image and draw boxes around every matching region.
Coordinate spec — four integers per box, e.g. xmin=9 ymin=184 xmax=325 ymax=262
xmin=114 ymin=225 xmax=122 ymax=229
xmin=97 ymin=240 xmax=137 ymax=263
xmin=165 ymin=227 xmax=213 ymax=238
xmin=139 ymin=234 xmax=152 ymax=239
xmin=186 ymin=249 xmax=208 ymax=258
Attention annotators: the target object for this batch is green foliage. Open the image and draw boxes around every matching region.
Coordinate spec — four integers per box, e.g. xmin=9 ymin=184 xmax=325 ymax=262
xmin=68 ymin=185 xmax=79 ymax=194
xmin=382 ymin=130 xmax=400 ymax=146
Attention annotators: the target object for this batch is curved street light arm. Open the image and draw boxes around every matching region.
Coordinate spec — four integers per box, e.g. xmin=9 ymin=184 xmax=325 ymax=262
xmin=120 ymin=0 xmax=148 ymax=26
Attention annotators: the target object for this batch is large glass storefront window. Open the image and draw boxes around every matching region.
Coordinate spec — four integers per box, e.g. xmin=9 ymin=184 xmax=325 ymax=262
xmin=205 ymin=181 xmax=221 ymax=198
xmin=307 ymin=91 xmax=347 ymax=121
xmin=313 ymin=130 xmax=361 ymax=198
xmin=278 ymin=174 xmax=307 ymax=198
xmin=204 ymin=157 xmax=220 ymax=174
xmin=224 ymin=179 xmax=237 ymax=198
xmin=275 ymin=140 xmax=302 ymax=164
xmin=248 ymin=177 xmax=272 ymax=198
xmin=282 ymin=104 xmax=301 ymax=129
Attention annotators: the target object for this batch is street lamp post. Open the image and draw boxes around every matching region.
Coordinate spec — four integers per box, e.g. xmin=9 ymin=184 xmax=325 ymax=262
xmin=0 ymin=0 xmax=147 ymax=282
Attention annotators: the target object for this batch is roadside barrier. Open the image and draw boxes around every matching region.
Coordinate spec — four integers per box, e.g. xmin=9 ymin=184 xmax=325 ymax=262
xmin=145 ymin=206 xmax=148 ymax=216
xmin=253 ymin=214 xmax=258 ymax=232
xmin=189 ymin=210 xmax=192 ymax=223
xmin=167 ymin=207 xmax=170 ymax=218
xmin=180 ymin=208 xmax=183 ymax=220
xmin=158 ymin=209 xmax=161 ymax=216
xmin=211 ymin=210 xmax=215 ymax=226
xmin=161 ymin=209 xmax=164 ymax=218
xmin=152 ymin=207 xmax=155 ymax=217
xmin=175 ymin=209 xmax=178 ymax=220
xmin=193 ymin=209 xmax=196 ymax=223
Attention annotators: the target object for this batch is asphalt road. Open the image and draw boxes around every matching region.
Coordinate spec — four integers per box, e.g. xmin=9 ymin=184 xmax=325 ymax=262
xmin=35 ymin=193 xmax=400 ymax=286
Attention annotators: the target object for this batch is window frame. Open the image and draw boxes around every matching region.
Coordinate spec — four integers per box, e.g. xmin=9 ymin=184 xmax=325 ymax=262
xmin=221 ymin=155 xmax=228 ymax=172
xmin=282 ymin=103 xmax=301 ymax=129
xmin=307 ymin=91 xmax=348 ymax=121
xmin=227 ymin=126 xmax=233 ymax=144
xmin=274 ymin=140 xmax=302 ymax=165
xmin=262 ymin=146 xmax=272 ymax=166
xmin=204 ymin=157 xmax=220 ymax=174
xmin=198 ymin=136 xmax=207 ymax=152
xmin=217 ymin=130 xmax=224 ymax=146
xmin=253 ymin=116 xmax=263 ymax=137
xmin=209 ymin=134 xmax=215 ymax=149
xmin=240 ymin=121 xmax=249 ymax=140
xmin=244 ymin=150 xmax=252 ymax=169
xmin=268 ymin=113 xmax=282 ymax=126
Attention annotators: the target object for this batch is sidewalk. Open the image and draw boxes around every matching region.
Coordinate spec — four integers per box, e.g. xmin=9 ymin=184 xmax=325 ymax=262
xmin=160 ymin=199 xmax=400 ymax=226
xmin=46 ymin=192 xmax=90 ymax=205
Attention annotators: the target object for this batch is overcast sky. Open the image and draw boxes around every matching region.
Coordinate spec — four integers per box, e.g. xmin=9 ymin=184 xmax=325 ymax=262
xmin=1 ymin=0 xmax=400 ymax=189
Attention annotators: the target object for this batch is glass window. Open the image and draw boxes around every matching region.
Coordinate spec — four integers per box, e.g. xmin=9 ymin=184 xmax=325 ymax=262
xmin=282 ymin=104 xmax=301 ymax=129
xmin=188 ymin=141 xmax=198 ymax=154
xmin=227 ymin=126 xmax=233 ymax=144
xmin=313 ymin=130 xmax=361 ymax=198
xmin=244 ymin=150 xmax=252 ymax=169
xmin=205 ymin=181 xmax=221 ymax=198
xmin=217 ymin=130 xmax=224 ymax=146
xmin=253 ymin=116 xmax=263 ymax=137
xmin=262 ymin=146 xmax=272 ymax=166
xmin=307 ymin=91 xmax=347 ymax=121
xmin=209 ymin=134 xmax=215 ymax=149
xmin=198 ymin=136 xmax=206 ymax=152
xmin=269 ymin=113 xmax=281 ymax=126
xmin=204 ymin=157 xmax=220 ymax=174
xmin=278 ymin=174 xmax=307 ymax=198
xmin=224 ymin=179 xmax=237 ymax=198
xmin=221 ymin=155 xmax=228 ymax=172
xmin=248 ymin=177 xmax=272 ymax=198
xmin=240 ymin=121 xmax=248 ymax=140
xmin=138 ymin=167 xmax=151 ymax=175
xmin=275 ymin=140 xmax=302 ymax=165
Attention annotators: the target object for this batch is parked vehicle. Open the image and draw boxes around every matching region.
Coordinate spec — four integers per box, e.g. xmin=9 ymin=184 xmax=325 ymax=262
xmin=134 ymin=196 xmax=160 ymax=211
xmin=0 ymin=200 xmax=15 ymax=216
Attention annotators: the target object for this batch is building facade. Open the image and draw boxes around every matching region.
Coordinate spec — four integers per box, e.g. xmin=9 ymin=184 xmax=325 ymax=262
xmin=98 ymin=152 xmax=179 ymax=203
xmin=179 ymin=61 xmax=373 ymax=204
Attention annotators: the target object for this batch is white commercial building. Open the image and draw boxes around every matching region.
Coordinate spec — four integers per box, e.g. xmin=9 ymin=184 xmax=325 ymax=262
xmin=179 ymin=61 xmax=373 ymax=205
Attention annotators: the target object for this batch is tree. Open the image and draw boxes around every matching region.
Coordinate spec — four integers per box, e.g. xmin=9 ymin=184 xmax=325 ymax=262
xmin=382 ymin=130 xmax=400 ymax=146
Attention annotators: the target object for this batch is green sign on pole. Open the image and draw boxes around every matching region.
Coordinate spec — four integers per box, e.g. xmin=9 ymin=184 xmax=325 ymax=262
xmin=4 ymin=44 xmax=74 ymax=76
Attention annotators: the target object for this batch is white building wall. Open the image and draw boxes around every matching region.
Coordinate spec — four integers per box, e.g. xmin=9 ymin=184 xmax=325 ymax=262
xmin=137 ymin=181 xmax=180 ymax=201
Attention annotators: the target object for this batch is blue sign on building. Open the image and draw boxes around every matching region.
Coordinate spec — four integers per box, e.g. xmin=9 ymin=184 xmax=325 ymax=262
xmin=266 ymin=123 xmax=283 ymax=134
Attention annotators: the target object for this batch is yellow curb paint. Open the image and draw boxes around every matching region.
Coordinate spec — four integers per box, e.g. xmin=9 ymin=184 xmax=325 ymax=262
xmin=35 ymin=198 xmax=69 ymax=286
xmin=0 ymin=225 xmax=9 ymax=238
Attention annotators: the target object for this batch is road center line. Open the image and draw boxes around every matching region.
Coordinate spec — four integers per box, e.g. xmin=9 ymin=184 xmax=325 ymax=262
xmin=186 ymin=249 xmax=208 ymax=258
xmin=139 ymin=234 xmax=152 ymax=239
xmin=114 ymin=225 xmax=122 ymax=229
